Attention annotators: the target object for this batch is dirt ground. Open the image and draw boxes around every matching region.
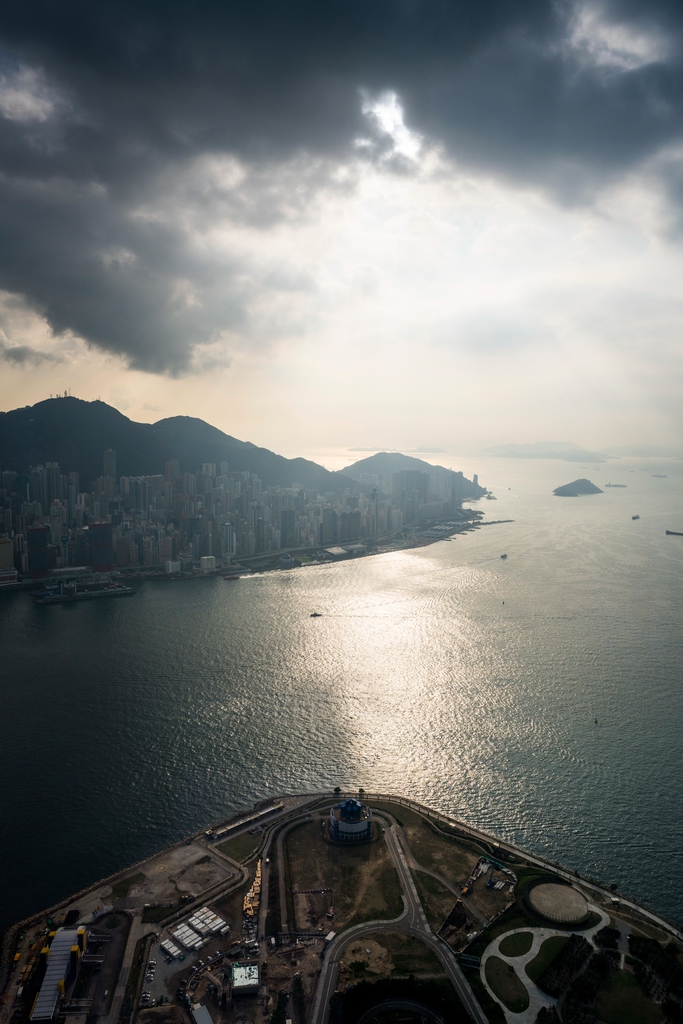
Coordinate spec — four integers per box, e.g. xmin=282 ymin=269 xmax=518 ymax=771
xmin=266 ymin=943 xmax=323 ymax=1018
xmin=293 ymin=891 xmax=332 ymax=932
xmin=104 ymin=845 xmax=234 ymax=905
xmin=138 ymin=1007 xmax=192 ymax=1024
xmin=286 ymin=819 xmax=403 ymax=931
xmin=465 ymin=868 xmax=515 ymax=920
xmin=337 ymin=932 xmax=445 ymax=988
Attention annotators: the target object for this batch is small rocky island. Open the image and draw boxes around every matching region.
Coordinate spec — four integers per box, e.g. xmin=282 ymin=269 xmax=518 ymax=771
xmin=553 ymin=478 xmax=603 ymax=497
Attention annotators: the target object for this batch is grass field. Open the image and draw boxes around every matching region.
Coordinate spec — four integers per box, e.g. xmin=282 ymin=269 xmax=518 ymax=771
xmin=217 ymin=831 xmax=261 ymax=863
xmin=413 ymin=871 xmax=455 ymax=933
xmin=369 ymin=801 xmax=479 ymax=888
xmin=110 ymin=872 xmax=145 ymax=899
xmin=464 ymin=970 xmax=506 ymax=1024
xmin=596 ymin=970 xmax=664 ymax=1024
xmin=213 ymin=873 xmax=254 ymax=935
xmin=286 ymin=819 xmax=403 ymax=931
xmin=485 ymin=956 xmax=530 ymax=1013
xmin=524 ymin=936 xmax=569 ymax=983
xmin=499 ymin=931 xmax=533 ymax=957
xmin=466 ymin=905 xmax=540 ymax=960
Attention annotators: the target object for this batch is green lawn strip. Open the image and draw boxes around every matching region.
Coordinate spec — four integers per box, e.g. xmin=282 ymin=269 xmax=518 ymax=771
xmin=485 ymin=955 xmax=530 ymax=1013
xmin=217 ymin=831 xmax=262 ymax=863
xmin=368 ymin=802 xmax=425 ymax=829
xmin=141 ymin=903 xmax=180 ymax=924
xmin=110 ymin=872 xmax=145 ymax=900
xmin=461 ymin=968 xmax=507 ymax=1024
xmin=499 ymin=931 xmax=533 ymax=957
xmin=595 ymin=969 xmax=664 ymax=1024
xmin=525 ymin=936 xmax=569 ymax=983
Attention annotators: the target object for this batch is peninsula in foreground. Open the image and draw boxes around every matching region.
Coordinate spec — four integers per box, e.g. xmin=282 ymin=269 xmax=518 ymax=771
xmin=2 ymin=793 xmax=681 ymax=1024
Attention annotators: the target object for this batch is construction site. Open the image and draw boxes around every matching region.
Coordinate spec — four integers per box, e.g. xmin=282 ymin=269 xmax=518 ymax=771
xmin=2 ymin=792 xmax=681 ymax=1024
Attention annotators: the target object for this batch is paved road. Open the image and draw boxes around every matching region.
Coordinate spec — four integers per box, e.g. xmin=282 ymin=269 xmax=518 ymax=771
xmin=378 ymin=809 xmax=488 ymax=931
xmin=310 ymin=820 xmax=487 ymax=1024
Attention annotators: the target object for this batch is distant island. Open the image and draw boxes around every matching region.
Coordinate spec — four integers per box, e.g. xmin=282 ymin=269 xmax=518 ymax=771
xmin=553 ymin=479 xmax=604 ymax=497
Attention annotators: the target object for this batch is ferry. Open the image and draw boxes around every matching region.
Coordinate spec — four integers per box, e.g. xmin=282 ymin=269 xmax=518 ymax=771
xmin=223 ymin=573 xmax=240 ymax=580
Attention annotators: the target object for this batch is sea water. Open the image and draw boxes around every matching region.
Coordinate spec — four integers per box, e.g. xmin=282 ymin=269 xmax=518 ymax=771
xmin=1 ymin=456 xmax=681 ymax=932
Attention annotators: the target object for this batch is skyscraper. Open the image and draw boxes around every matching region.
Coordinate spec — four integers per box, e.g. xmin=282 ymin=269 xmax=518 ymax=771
xmin=280 ymin=508 xmax=297 ymax=548
xmin=103 ymin=448 xmax=116 ymax=477
xmin=89 ymin=521 xmax=114 ymax=571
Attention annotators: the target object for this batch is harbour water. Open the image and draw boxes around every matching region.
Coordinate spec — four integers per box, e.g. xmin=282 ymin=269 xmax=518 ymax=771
xmin=1 ymin=456 xmax=682 ymax=934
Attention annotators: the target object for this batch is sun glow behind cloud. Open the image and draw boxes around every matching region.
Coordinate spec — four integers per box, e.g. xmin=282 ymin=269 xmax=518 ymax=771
xmin=2 ymin=0 xmax=683 ymax=449
xmin=2 ymin=129 xmax=682 ymax=450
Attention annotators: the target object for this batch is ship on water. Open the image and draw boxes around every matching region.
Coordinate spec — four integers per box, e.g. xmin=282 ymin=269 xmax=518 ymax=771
xmin=34 ymin=576 xmax=135 ymax=604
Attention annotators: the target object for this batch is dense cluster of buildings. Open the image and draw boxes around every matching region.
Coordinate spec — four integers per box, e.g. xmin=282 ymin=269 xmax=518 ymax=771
xmin=0 ymin=447 xmax=484 ymax=581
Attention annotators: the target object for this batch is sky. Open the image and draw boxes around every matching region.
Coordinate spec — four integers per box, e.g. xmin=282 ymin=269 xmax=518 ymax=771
xmin=1 ymin=0 xmax=683 ymax=456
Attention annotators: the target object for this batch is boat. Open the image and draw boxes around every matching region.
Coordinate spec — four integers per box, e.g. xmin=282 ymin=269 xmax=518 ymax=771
xmin=223 ymin=573 xmax=240 ymax=580
xmin=653 ymin=474 xmax=668 ymax=478
xmin=35 ymin=582 xmax=135 ymax=604
xmin=666 ymin=530 xmax=683 ymax=536
xmin=632 ymin=515 xmax=640 ymax=520
xmin=310 ymin=612 xmax=323 ymax=617
xmin=500 ymin=553 xmax=507 ymax=559
xmin=605 ymin=483 xmax=626 ymax=488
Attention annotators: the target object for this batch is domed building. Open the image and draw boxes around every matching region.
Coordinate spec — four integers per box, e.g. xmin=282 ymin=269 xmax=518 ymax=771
xmin=329 ymin=798 xmax=373 ymax=842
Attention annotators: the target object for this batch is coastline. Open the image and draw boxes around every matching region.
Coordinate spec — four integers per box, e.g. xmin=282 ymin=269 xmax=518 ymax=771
xmin=116 ymin=512 xmax=515 ymax=583
xmin=2 ymin=789 xmax=680 ymax=995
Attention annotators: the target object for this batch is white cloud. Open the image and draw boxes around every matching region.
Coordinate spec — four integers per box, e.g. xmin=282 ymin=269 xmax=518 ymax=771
xmin=0 ymin=66 xmax=60 ymax=122
xmin=568 ymin=3 xmax=670 ymax=71
xmin=360 ymin=90 xmax=423 ymax=161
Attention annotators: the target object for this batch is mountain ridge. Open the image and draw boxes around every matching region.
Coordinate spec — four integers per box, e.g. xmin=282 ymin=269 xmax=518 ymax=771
xmin=0 ymin=398 xmax=352 ymax=491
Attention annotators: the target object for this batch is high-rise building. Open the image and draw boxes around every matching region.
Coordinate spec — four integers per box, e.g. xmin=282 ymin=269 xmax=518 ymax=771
xmin=0 ymin=536 xmax=13 ymax=569
xmin=321 ymin=507 xmax=338 ymax=544
xmin=27 ymin=525 xmax=52 ymax=576
xmin=89 ymin=521 xmax=114 ymax=571
xmin=103 ymin=448 xmax=117 ymax=480
xmin=280 ymin=508 xmax=297 ymax=548
xmin=165 ymin=459 xmax=180 ymax=483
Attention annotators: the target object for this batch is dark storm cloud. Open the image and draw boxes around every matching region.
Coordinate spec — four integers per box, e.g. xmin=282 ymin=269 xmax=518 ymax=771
xmin=1 ymin=0 xmax=683 ymax=372
xmin=0 ymin=341 xmax=60 ymax=365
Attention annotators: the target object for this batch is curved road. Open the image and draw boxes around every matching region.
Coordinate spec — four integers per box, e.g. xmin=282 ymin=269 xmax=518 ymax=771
xmin=311 ymin=820 xmax=487 ymax=1024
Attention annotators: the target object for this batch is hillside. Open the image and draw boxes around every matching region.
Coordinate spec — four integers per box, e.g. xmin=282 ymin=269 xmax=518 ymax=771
xmin=341 ymin=451 xmax=484 ymax=496
xmin=0 ymin=398 xmax=350 ymax=491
